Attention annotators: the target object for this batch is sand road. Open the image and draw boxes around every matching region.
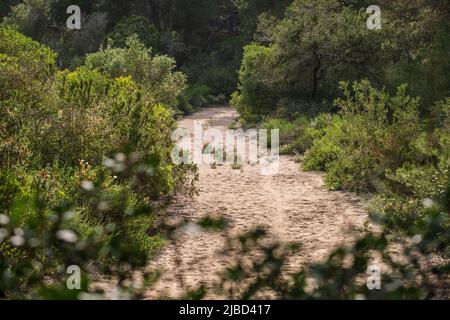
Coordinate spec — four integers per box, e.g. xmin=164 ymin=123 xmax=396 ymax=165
xmin=144 ymin=106 xmax=367 ymax=298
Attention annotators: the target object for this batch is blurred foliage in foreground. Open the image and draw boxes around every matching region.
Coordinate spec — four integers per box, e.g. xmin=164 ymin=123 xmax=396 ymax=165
xmin=1 ymin=158 xmax=449 ymax=299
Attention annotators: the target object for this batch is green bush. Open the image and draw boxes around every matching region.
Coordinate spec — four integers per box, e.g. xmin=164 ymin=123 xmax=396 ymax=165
xmin=2 ymin=0 xmax=51 ymax=39
xmin=231 ymin=44 xmax=279 ymax=124
xmin=85 ymin=36 xmax=187 ymax=109
xmin=303 ymin=136 xmax=342 ymax=172
xmin=184 ymin=84 xmax=212 ymax=108
xmin=0 ymin=28 xmax=198 ymax=298
xmin=263 ymin=117 xmax=312 ymax=155
xmin=34 ymin=67 xmax=112 ymax=166
xmin=0 ymin=170 xmax=22 ymax=214
xmin=123 ymin=215 xmax=166 ymax=259
xmin=0 ymin=26 xmax=57 ymax=167
xmin=367 ymin=97 xmax=450 ymax=229
xmin=0 ymin=153 xmax=166 ymax=298
xmin=303 ymin=81 xmax=428 ymax=192
xmin=302 ymin=116 xmax=343 ymax=172
xmin=108 ymin=15 xmax=160 ymax=51
xmin=366 ymin=166 xmax=443 ymax=231
xmin=177 ymin=84 xmax=213 ymax=114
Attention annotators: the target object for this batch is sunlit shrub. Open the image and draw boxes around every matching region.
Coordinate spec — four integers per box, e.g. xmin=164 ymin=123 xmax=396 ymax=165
xmin=85 ymin=36 xmax=187 ymax=109
xmin=304 ymin=81 xmax=428 ymax=192
xmin=231 ymin=44 xmax=279 ymax=124
xmin=302 ymin=116 xmax=343 ymax=172
xmin=0 ymin=28 xmax=199 ymax=299
xmin=0 ymin=26 xmax=57 ymax=167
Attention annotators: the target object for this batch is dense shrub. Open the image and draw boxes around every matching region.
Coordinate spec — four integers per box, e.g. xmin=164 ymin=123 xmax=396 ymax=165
xmin=2 ymin=0 xmax=51 ymax=39
xmin=85 ymin=36 xmax=187 ymax=109
xmin=2 ymin=0 xmax=108 ymax=67
xmin=0 ymin=26 xmax=57 ymax=167
xmin=303 ymin=81 xmax=428 ymax=192
xmin=0 ymin=28 xmax=198 ymax=298
xmin=0 ymin=153 xmax=173 ymax=298
xmin=63 ymin=12 xmax=108 ymax=66
xmin=108 ymin=15 xmax=160 ymax=50
xmin=366 ymin=98 xmax=450 ymax=230
xmin=263 ymin=117 xmax=312 ymax=155
xmin=184 ymin=85 xmax=212 ymax=108
xmin=0 ymin=26 xmax=189 ymax=198
xmin=177 ymin=84 xmax=211 ymax=114
xmin=231 ymin=44 xmax=279 ymax=124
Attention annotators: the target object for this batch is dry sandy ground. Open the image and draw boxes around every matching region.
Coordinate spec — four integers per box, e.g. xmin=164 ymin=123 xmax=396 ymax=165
xmin=143 ymin=105 xmax=368 ymax=299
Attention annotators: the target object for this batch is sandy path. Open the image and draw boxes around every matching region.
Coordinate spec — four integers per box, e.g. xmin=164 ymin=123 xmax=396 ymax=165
xmin=145 ymin=105 xmax=367 ymax=298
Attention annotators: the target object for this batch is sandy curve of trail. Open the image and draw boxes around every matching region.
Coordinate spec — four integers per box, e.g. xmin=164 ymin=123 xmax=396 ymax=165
xmin=145 ymin=105 xmax=367 ymax=299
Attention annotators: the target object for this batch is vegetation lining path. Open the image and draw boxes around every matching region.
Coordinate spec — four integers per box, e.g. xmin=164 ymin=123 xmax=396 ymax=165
xmin=145 ymin=105 xmax=367 ymax=298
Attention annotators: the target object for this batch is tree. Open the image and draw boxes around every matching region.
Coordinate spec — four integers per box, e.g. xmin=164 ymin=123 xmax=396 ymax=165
xmin=107 ymin=15 xmax=160 ymax=51
xmin=272 ymin=0 xmax=384 ymax=101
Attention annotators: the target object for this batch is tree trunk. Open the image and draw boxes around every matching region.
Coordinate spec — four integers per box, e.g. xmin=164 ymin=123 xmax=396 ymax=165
xmin=312 ymin=43 xmax=321 ymax=100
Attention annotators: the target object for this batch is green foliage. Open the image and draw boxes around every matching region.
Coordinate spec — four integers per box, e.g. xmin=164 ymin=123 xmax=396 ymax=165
xmin=387 ymin=32 xmax=450 ymax=110
xmin=0 ymin=27 xmax=199 ymax=298
xmin=2 ymin=0 xmax=52 ymax=39
xmin=303 ymin=81 xmax=428 ymax=192
xmin=0 ymin=26 xmax=57 ymax=167
xmin=0 ymin=0 xmax=300 ymax=96
xmin=0 ymin=25 xmax=56 ymax=72
xmin=365 ymin=99 xmax=450 ymax=230
xmin=273 ymin=0 xmax=383 ymax=99
xmin=233 ymin=0 xmax=291 ymax=38
xmin=233 ymin=0 xmax=449 ymax=122
xmin=1 ymin=0 xmax=449 ymax=300
xmin=184 ymin=85 xmax=212 ymax=108
xmin=0 ymin=170 xmax=22 ymax=214
xmin=108 ymin=15 xmax=160 ymax=50
xmin=11 ymin=63 xmax=177 ymax=169
xmin=124 ymin=215 xmax=166 ymax=257
xmin=263 ymin=117 xmax=312 ymax=155
xmin=231 ymin=44 xmax=279 ymax=123
xmin=0 ymin=154 xmax=153 ymax=298
xmin=0 ymin=0 xmax=20 ymax=18
xmin=2 ymin=0 xmax=107 ymax=67
xmin=232 ymin=0 xmax=388 ymax=122
xmin=303 ymin=137 xmax=341 ymax=173
xmin=85 ymin=36 xmax=187 ymax=109
xmin=177 ymin=84 xmax=223 ymax=114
